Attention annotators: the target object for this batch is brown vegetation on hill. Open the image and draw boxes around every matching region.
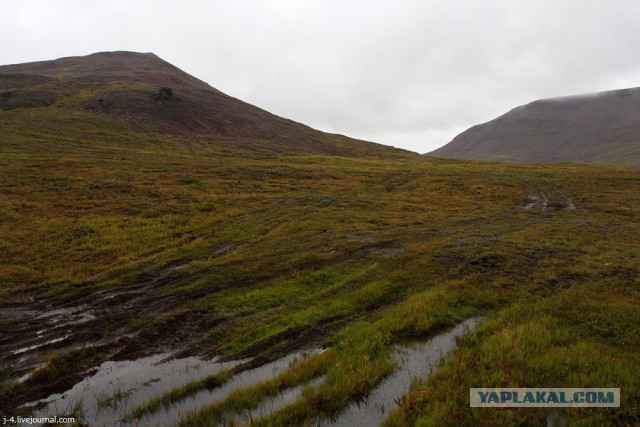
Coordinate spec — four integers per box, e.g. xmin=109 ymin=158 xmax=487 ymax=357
xmin=0 ymin=51 xmax=408 ymax=157
xmin=430 ymin=87 xmax=640 ymax=168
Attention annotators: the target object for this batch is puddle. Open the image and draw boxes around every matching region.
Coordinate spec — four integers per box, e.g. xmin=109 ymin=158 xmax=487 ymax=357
xmin=140 ymin=349 xmax=321 ymax=426
xmin=322 ymin=317 xmax=480 ymax=427
xmin=34 ymin=306 xmax=96 ymax=326
xmin=524 ymin=195 xmax=539 ymax=210
xmin=12 ymin=335 xmax=71 ymax=355
xmin=17 ymin=370 xmax=36 ymax=384
xmin=234 ymin=376 xmax=325 ymax=425
xmin=36 ymin=308 xmax=81 ymax=320
xmin=16 ymin=318 xmax=476 ymax=427
xmin=23 ymin=348 xmax=322 ymax=426
xmin=0 ymin=305 xmax=95 ymax=373
xmin=22 ymin=353 xmax=244 ymax=426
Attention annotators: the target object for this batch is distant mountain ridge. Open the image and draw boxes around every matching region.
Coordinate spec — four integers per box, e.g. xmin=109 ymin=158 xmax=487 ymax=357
xmin=0 ymin=51 xmax=408 ymax=158
xmin=429 ymin=87 xmax=640 ymax=168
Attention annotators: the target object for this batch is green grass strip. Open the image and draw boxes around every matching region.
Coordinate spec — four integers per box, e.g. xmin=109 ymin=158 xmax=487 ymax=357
xmin=178 ymin=349 xmax=335 ymax=426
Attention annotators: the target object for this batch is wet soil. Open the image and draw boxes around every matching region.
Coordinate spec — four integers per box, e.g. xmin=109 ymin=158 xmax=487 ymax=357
xmin=0 ymin=255 xmax=344 ymax=413
xmin=1 ymin=260 xmax=194 ymax=385
xmin=0 ymin=259 xmax=230 ymax=411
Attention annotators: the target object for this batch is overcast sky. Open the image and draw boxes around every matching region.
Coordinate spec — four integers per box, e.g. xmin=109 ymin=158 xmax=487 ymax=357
xmin=2 ymin=1 xmax=640 ymax=153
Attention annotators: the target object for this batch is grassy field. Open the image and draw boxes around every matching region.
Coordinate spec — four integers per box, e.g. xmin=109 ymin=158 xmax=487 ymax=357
xmin=1 ymin=106 xmax=639 ymax=425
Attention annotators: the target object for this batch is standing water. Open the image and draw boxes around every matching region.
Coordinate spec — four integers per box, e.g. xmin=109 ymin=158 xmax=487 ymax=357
xmin=21 ymin=349 xmax=320 ymax=426
xmin=19 ymin=318 xmax=476 ymax=426
xmin=322 ymin=317 xmax=480 ymax=427
xmin=140 ymin=349 xmax=321 ymax=426
xmin=22 ymin=353 xmax=243 ymax=426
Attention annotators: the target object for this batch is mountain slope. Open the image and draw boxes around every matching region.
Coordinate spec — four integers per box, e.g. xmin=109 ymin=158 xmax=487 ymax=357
xmin=0 ymin=51 xmax=409 ymax=158
xmin=429 ymin=87 xmax=640 ymax=167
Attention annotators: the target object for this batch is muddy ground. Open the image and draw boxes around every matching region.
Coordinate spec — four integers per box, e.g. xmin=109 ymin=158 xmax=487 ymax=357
xmin=0 ymin=257 xmax=342 ymax=412
xmin=0 ymin=187 xmax=580 ymax=412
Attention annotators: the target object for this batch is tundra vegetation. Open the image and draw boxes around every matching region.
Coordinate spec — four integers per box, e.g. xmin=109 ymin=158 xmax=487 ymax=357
xmin=1 ymin=68 xmax=639 ymax=425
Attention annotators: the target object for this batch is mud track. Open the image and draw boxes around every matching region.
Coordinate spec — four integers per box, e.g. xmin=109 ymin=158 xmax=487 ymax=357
xmin=2 ymin=258 xmax=267 ymax=409
xmin=0 ymin=187 xmax=580 ymax=411
xmin=1 ymin=260 xmax=191 ymax=377
xmin=0 ymin=242 xmax=379 ymax=410
xmin=522 ymin=189 xmax=576 ymax=211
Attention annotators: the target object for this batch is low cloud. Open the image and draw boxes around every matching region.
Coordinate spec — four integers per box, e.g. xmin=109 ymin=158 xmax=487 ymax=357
xmin=2 ymin=0 xmax=639 ymax=153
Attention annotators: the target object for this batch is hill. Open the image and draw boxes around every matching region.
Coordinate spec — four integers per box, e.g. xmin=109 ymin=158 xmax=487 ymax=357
xmin=0 ymin=51 xmax=408 ymax=158
xmin=429 ymin=87 xmax=640 ymax=167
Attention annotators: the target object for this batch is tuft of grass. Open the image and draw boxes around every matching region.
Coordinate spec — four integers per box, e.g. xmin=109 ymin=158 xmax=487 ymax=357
xmin=196 ymin=200 xmax=215 ymax=212
xmin=52 ymin=395 xmax=88 ymax=424
xmin=179 ymin=349 xmax=335 ymax=426
xmin=125 ymin=369 xmax=233 ymax=420
xmin=27 ymin=349 xmax=93 ymax=385
xmin=179 ymin=176 xmax=199 ymax=185
xmin=93 ymin=380 xmax=135 ymax=411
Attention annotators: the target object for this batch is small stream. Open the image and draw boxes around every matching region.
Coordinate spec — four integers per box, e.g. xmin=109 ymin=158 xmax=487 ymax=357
xmin=321 ymin=317 xmax=480 ymax=427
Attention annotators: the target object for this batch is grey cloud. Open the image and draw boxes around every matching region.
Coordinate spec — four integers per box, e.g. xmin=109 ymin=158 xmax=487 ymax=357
xmin=2 ymin=0 xmax=639 ymax=153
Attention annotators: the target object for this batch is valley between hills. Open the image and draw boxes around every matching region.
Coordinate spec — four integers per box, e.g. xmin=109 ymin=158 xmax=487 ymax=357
xmin=1 ymin=52 xmax=639 ymax=426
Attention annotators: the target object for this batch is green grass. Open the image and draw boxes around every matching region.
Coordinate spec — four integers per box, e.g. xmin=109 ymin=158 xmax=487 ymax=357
xmin=177 ymin=350 xmax=334 ymax=426
xmin=125 ymin=369 xmax=234 ymax=420
xmin=93 ymin=380 xmax=134 ymax=410
xmin=1 ymin=100 xmax=639 ymax=424
xmin=384 ymin=298 xmax=640 ymax=426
